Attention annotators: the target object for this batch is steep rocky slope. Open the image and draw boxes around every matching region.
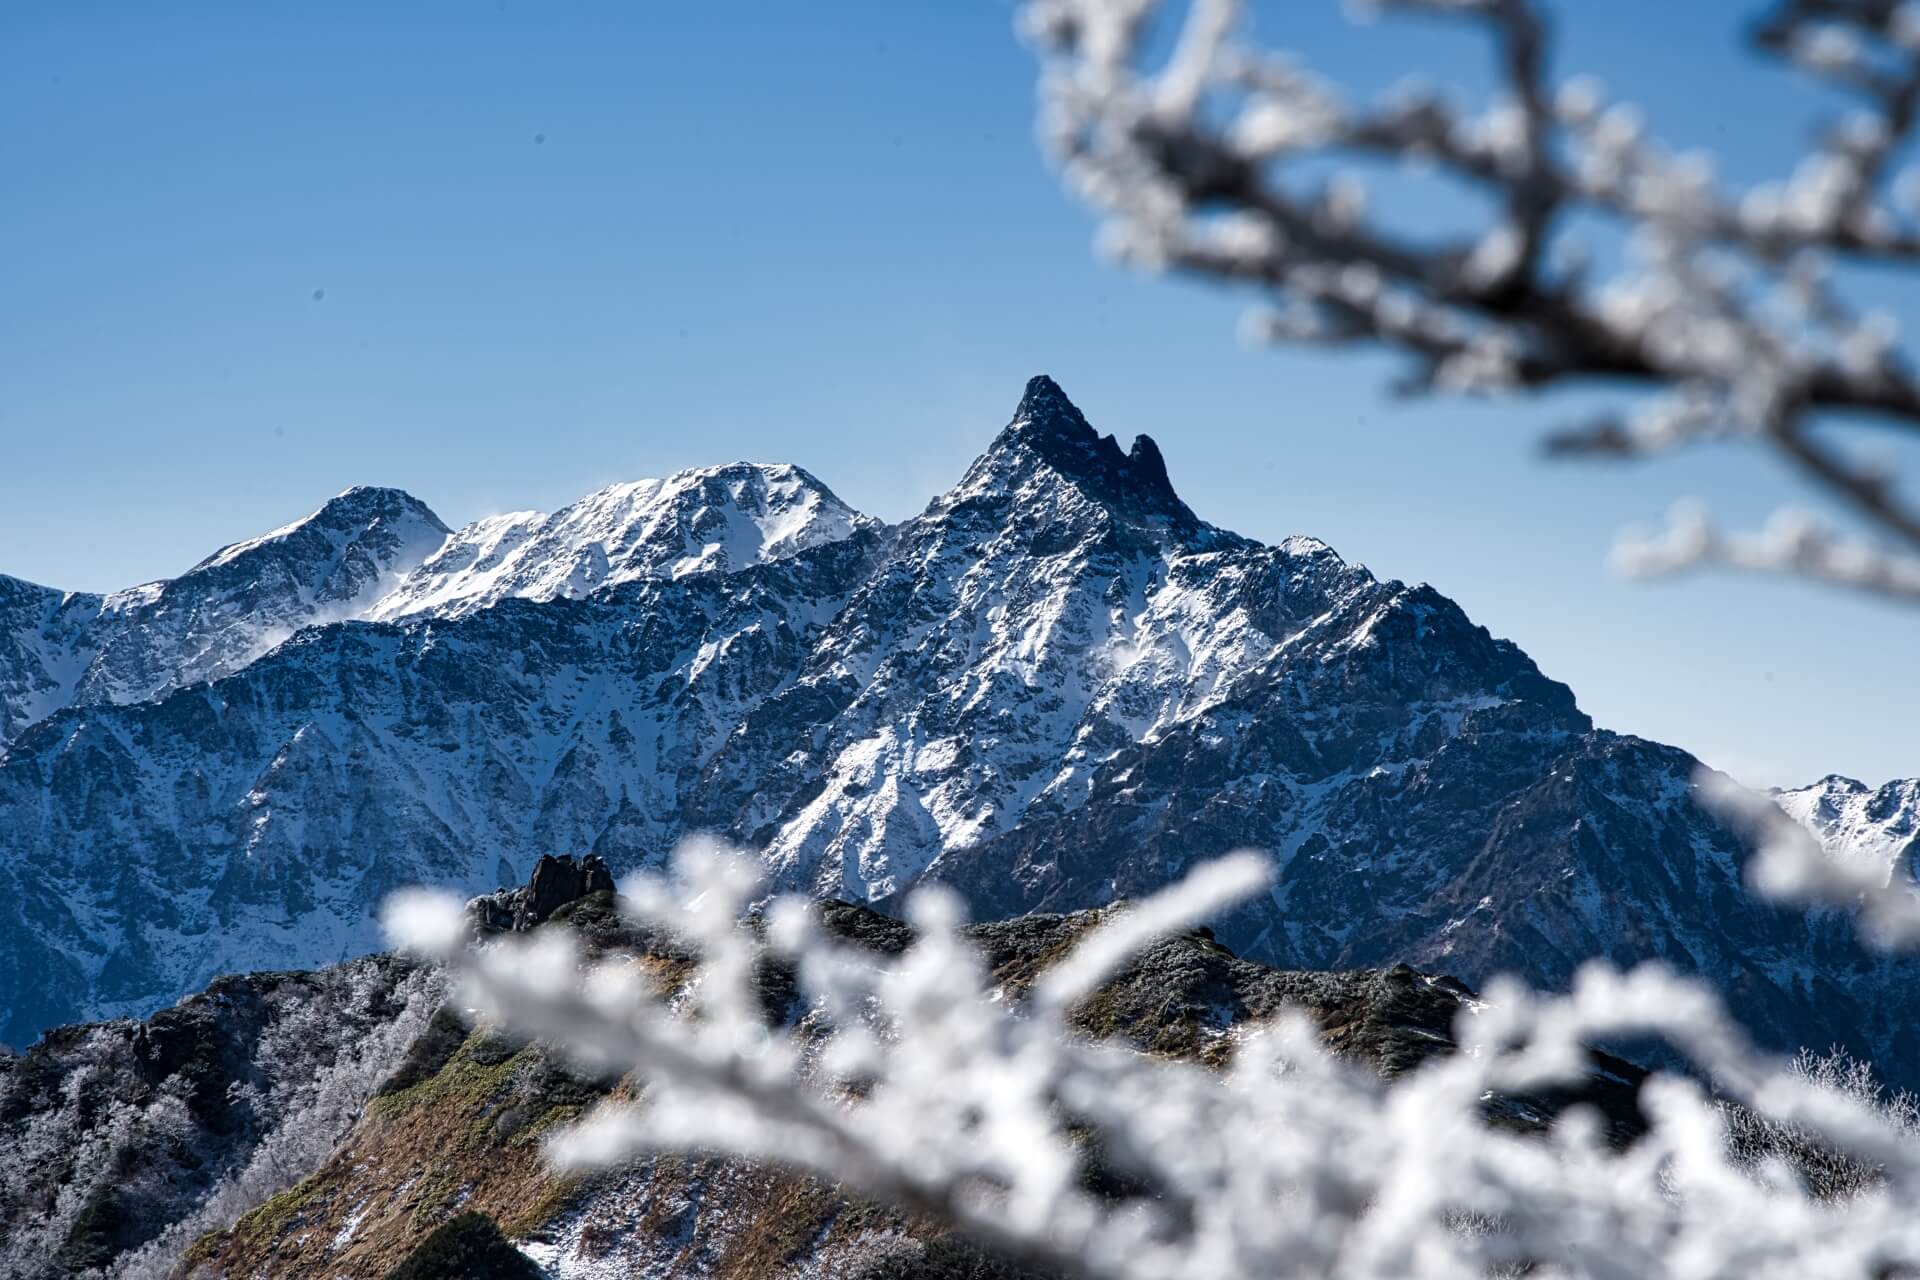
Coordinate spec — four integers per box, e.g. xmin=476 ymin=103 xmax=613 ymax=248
xmin=1 ymin=376 xmax=1912 ymax=1091
xmin=0 ymin=954 xmax=439 ymax=1278
xmin=0 ymin=529 xmax=884 ymax=1044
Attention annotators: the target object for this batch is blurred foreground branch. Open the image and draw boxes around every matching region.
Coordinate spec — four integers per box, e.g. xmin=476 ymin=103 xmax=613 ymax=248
xmin=389 ymin=841 xmax=1920 ymax=1279
xmin=1022 ymin=0 xmax=1920 ymax=601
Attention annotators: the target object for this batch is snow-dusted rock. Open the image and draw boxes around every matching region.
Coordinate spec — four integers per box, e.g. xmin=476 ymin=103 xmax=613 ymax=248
xmin=0 ymin=466 xmax=868 ymax=750
xmin=1777 ymin=774 xmax=1920 ymax=881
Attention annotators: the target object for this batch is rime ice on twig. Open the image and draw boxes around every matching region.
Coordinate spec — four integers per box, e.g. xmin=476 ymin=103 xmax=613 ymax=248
xmin=388 ymin=843 xmax=1920 ymax=1279
xmin=1612 ymin=501 xmax=1920 ymax=601
xmin=1021 ymin=0 xmax=1920 ymax=599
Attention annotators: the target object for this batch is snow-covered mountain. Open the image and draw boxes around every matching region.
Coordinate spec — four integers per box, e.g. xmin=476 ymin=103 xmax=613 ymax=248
xmin=0 ymin=487 xmax=449 ymax=745
xmin=364 ymin=462 xmax=871 ymax=622
xmin=3 ymin=376 xmax=1916 ymax=1087
xmin=0 ymin=465 xmax=868 ymax=747
xmin=1777 ymin=774 xmax=1920 ymax=881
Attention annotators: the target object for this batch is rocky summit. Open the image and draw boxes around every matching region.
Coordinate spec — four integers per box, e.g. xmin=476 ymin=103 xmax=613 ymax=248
xmin=1 ymin=376 xmax=1916 ymax=1086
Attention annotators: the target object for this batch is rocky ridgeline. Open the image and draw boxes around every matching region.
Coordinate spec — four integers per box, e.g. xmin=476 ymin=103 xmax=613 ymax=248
xmin=0 ymin=377 xmax=1914 ymax=1093
xmin=0 ymin=952 xmax=440 ymax=1278
xmin=1 ymin=861 xmax=1649 ymax=1280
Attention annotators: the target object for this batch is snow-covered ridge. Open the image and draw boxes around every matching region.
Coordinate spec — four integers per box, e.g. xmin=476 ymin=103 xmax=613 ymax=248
xmin=187 ymin=485 xmax=427 ymax=575
xmin=1776 ymin=774 xmax=1920 ymax=880
xmin=0 ymin=465 xmax=869 ymax=747
xmin=366 ymin=462 xmax=869 ymax=622
xmin=0 ymin=486 xmax=450 ymax=745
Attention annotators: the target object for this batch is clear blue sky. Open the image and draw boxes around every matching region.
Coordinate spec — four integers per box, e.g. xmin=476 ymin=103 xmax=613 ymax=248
xmin=2 ymin=1 xmax=1914 ymax=788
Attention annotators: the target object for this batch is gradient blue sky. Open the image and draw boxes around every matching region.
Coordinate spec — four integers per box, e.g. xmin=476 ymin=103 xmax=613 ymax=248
xmin=2 ymin=1 xmax=1914 ymax=788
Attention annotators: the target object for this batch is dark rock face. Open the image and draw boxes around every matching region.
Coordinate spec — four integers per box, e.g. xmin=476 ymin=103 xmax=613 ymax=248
xmin=468 ymin=853 xmax=618 ymax=933
xmin=526 ymin=853 xmax=616 ymax=925
xmin=1002 ymin=374 xmax=1196 ymax=527
xmin=386 ymin=1211 xmax=542 ymax=1280
xmin=0 ymin=375 xmax=1911 ymax=1093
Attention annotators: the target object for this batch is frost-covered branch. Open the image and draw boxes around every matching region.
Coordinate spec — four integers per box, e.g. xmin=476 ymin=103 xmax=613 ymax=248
xmin=1021 ymin=0 xmax=1920 ymax=600
xmin=390 ymin=844 xmax=1920 ymax=1278
xmin=1724 ymin=1047 xmax=1920 ymax=1202
xmin=1612 ymin=501 xmax=1920 ymax=600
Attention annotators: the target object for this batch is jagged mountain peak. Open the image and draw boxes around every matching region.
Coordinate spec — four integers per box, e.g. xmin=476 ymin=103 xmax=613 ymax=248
xmin=6 ymin=376 xmax=1916 ymax=1103
xmin=1776 ymin=773 xmax=1920 ymax=876
xmin=943 ymin=375 xmax=1204 ymax=535
xmin=1010 ymin=372 xmax=1091 ymax=434
xmin=1777 ymin=772 xmax=1920 ymax=809
xmin=1796 ymin=773 xmax=1872 ymax=795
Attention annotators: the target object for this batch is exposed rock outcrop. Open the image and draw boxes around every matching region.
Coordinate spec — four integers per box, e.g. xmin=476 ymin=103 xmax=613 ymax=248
xmin=467 ymin=854 xmax=618 ymax=935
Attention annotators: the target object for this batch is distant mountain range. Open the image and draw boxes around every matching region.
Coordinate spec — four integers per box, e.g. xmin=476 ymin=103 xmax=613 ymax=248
xmin=0 ymin=462 xmax=867 ymax=743
xmin=1 ymin=376 xmax=1914 ymax=1081
xmin=1774 ymin=774 xmax=1920 ymax=872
